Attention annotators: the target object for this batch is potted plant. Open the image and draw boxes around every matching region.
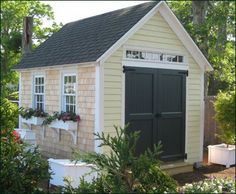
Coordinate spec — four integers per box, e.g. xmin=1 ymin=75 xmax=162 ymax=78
xmin=19 ymin=107 xmax=48 ymax=125
xmin=44 ymin=111 xmax=81 ymax=131
xmin=208 ymin=91 xmax=235 ymax=168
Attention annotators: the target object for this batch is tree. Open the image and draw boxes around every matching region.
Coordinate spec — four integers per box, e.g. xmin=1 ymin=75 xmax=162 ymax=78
xmin=1 ymin=1 xmax=62 ymax=98
xmin=214 ymin=91 xmax=235 ymax=146
xmin=168 ymin=1 xmax=235 ymax=95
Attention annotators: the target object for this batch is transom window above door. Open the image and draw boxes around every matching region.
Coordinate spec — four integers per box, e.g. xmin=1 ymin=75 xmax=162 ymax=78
xmin=62 ymin=74 xmax=76 ymax=113
xmin=126 ymin=50 xmax=184 ymax=63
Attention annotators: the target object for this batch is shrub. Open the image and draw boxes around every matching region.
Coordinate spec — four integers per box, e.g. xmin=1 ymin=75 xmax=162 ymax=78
xmin=19 ymin=107 xmax=48 ymax=119
xmin=0 ymin=97 xmax=19 ymax=129
xmin=0 ymin=128 xmax=51 ymax=193
xmin=214 ymin=90 xmax=235 ymax=145
xmin=42 ymin=111 xmax=81 ymax=125
xmin=63 ymin=125 xmax=177 ymax=193
xmin=181 ymin=177 xmax=235 ymax=193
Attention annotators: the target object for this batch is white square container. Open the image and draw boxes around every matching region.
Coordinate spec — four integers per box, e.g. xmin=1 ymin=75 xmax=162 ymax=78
xmin=48 ymin=159 xmax=97 ymax=188
xmin=21 ymin=116 xmax=44 ymax=125
xmin=208 ymin=143 xmax=235 ymax=168
xmin=48 ymin=119 xmax=77 ymax=131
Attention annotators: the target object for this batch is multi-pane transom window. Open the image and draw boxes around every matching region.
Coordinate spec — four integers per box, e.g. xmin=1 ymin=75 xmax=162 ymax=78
xmin=63 ymin=74 xmax=76 ymax=113
xmin=34 ymin=76 xmax=44 ymax=110
xmin=126 ymin=50 xmax=184 ymax=63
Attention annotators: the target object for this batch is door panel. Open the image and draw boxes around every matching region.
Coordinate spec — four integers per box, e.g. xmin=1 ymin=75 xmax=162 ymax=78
xmin=125 ymin=68 xmax=156 ymax=155
xmin=128 ymin=119 xmax=154 ymax=155
xmin=156 ymin=70 xmax=186 ymax=161
xmin=125 ymin=67 xmax=186 ymax=161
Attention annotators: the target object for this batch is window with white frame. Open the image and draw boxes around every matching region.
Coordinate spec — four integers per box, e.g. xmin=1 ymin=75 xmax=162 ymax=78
xmin=62 ymin=74 xmax=76 ymax=113
xmin=33 ymin=76 xmax=44 ymax=110
xmin=126 ymin=50 xmax=184 ymax=63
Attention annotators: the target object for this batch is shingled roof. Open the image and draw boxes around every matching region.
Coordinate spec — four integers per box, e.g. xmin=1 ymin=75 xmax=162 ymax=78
xmin=14 ymin=1 xmax=159 ymax=69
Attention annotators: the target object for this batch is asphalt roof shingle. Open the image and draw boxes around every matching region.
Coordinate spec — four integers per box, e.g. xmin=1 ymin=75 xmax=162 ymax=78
xmin=14 ymin=1 xmax=159 ymax=69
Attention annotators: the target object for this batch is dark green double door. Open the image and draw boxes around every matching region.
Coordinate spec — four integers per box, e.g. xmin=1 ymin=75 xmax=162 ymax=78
xmin=125 ymin=67 xmax=187 ymax=161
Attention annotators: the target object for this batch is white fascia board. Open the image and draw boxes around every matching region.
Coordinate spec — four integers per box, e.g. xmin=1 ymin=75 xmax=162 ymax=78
xmin=14 ymin=61 xmax=98 ymax=72
xmin=96 ymin=1 xmax=163 ymax=64
xmin=159 ymin=2 xmax=213 ymax=72
xmin=94 ymin=63 xmax=101 ymax=153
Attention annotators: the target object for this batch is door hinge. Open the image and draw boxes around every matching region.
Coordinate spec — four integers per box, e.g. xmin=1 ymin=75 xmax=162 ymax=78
xmin=123 ymin=66 xmax=136 ymax=73
xmin=184 ymin=153 xmax=188 ymax=159
xmin=178 ymin=71 xmax=188 ymax=77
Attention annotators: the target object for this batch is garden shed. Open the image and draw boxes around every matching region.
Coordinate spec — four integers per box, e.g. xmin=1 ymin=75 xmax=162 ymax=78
xmin=15 ymin=1 xmax=212 ymax=171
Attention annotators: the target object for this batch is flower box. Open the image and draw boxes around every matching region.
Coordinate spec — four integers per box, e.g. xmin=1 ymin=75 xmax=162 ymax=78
xmin=48 ymin=159 xmax=97 ymax=188
xmin=208 ymin=143 xmax=235 ymax=168
xmin=21 ymin=116 xmax=44 ymax=125
xmin=48 ymin=119 xmax=77 ymax=131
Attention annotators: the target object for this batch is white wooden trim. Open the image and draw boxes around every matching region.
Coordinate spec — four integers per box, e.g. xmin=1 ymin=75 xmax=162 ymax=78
xmin=32 ymin=74 xmax=45 ymax=111
xmin=121 ymin=68 xmax=125 ymax=128
xmin=60 ymin=71 xmax=78 ymax=114
xmin=122 ymin=59 xmax=189 ymax=71
xmin=184 ymin=72 xmax=189 ymax=162
xmin=159 ymin=2 xmax=213 ymax=71
xmin=14 ymin=61 xmax=97 ymax=72
xmin=19 ymin=72 xmax=22 ymax=128
xmin=94 ymin=64 xmax=101 ymax=153
xmin=199 ymin=71 xmax=205 ymax=162
xmin=99 ymin=63 xmax=105 ymax=153
xmin=123 ymin=45 xmax=188 ymax=63
xmin=96 ymin=1 xmax=163 ymax=64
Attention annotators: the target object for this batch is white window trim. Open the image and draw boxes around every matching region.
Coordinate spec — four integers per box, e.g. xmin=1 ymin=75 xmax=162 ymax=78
xmin=123 ymin=46 xmax=187 ymax=64
xmin=60 ymin=72 xmax=78 ymax=114
xmin=32 ymin=75 xmax=45 ymax=111
xmin=122 ymin=59 xmax=188 ymax=71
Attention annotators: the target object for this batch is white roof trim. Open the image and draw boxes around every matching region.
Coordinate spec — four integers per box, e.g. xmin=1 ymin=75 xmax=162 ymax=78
xmin=96 ymin=1 xmax=213 ymax=72
xmin=96 ymin=1 xmax=163 ymax=64
xmin=159 ymin=2 xmax=213 ymax=71
xmin=14 ymin=61 xmax=98 ymax=72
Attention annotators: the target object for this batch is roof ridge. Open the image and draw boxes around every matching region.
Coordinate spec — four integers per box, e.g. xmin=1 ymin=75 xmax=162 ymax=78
xmin=66 ymin=1 xmax=155 ymax=25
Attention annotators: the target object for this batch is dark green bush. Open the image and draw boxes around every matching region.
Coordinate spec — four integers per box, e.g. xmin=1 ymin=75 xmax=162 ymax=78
xmin=214 ymin=90 xmax=235 ymax=145
xmin=0 ymin=97 xmax=19 ymax=129
xmin=63 ymin=125 xmax=177 ymax=193
xmin=0 ymin=129 xmax=51 ymax=193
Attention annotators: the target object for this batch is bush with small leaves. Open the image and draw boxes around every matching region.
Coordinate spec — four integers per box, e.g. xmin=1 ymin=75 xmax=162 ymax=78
xmin=214 ymin=90 xmax=235 ymax=145
xmin=63 ymin=125 xmax=177 ymax=193
xmin=180 ymin=177 xmax=235 ymax=193
xmin=0 ymin=128 xmax=51 ymax=194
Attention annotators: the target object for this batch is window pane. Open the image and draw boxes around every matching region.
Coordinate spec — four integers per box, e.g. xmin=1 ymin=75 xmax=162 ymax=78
xmin=172 ymin=56 xmax=178 ymax=62
xmin=72 ymin=96 xmax=75 ymax=104
xmin=178 ymin=56 xmax=183 ymax=62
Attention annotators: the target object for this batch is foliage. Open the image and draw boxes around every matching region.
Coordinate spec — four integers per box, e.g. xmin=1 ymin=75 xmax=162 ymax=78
xmin=214 ymin=90 xmax=235 ymax=145
xmin=1 ymin=1 xmax=62 ymax=98
xmin=0 ymin=97 xmax=19 ymax=129
xmin=168 ymin=1 xmax=235 ymax=95
xmin=66 ymin=125 xmax=177 ymax=193
xmin=43 ymin=111 xmax=81 ymax=125
xmin=180 ymin=177 xmax=235 ymax=193
xmin=0 ymin=128 xmax=51 ymax=193
xmin=19 ymin=107 xmax=48 ymax=119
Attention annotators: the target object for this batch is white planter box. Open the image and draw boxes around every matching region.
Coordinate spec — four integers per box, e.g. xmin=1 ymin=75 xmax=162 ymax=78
xmin=14 ymin=128 xmax=36 ymax=146
xmin=48 ymin=119 xmax=77 ymax=131
xmin=22 ymin=116 xmax=44 ymax=125
xmin=208 ymin=143 xmax=235 ymax=168
xmin=48 ymin=159 xmax=97 ymax=188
